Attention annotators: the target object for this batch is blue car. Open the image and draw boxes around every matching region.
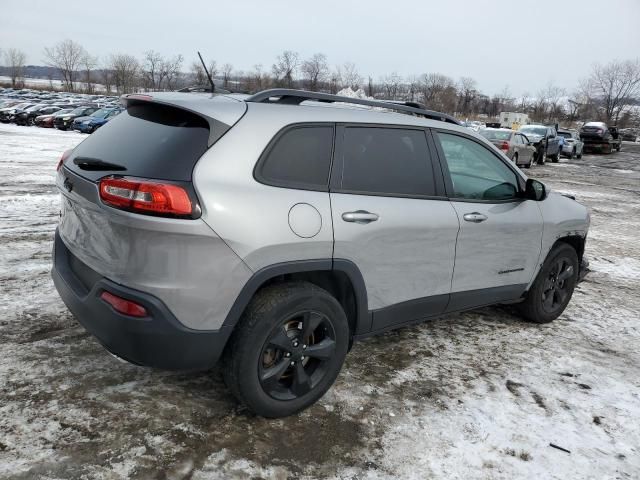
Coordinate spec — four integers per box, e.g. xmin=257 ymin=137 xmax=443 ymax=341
xmin=73 ymin=107 xmax=122 ymax=133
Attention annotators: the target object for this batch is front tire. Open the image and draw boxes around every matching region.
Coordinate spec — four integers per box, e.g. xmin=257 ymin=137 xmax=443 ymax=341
xmin=222 ymin=282 xmax=349 ymax=418
xmin=517 ymin=243 xmax=579 ymax=324
xmin=537 ymin=147 xmax=546 ymax=165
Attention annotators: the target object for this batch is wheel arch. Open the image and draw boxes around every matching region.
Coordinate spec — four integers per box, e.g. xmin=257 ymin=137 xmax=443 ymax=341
xmin=222 ymin=259 xmax=370 ymax=338
xmin=554 ymin=234 xmax=586 ymax=263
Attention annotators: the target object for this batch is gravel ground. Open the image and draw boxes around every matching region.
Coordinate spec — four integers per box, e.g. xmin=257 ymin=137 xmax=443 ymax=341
xmin=0 ymin=123 xmax=639 ymax=479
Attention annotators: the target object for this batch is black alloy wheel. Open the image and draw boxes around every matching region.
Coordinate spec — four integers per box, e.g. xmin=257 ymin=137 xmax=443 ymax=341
xmin=222 ymin=282 xmax=349 ymax=417
xmin=259 ymin=310 xmax=337 ymax=400
xmin=518 ymin=243 xmax=579 ymax=323
xmin=541 ymin=258 xmax=574 ymax=315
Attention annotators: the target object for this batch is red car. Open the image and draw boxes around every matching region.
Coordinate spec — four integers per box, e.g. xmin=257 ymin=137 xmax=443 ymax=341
xmin=35 ymin=108 xmax=73 ymax=128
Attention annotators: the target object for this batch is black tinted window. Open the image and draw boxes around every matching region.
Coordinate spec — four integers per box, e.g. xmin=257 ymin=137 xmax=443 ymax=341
xmin=66 ymin=103 xmax=210 ymax=182
xmin=341 ymin=127 xmax=435 ymax=196
xmin=258 ymin=126 xmax=334 ymax=189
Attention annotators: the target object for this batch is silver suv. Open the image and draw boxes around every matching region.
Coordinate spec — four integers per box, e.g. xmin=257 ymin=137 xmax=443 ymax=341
xmin=52 ymin=89 xmax=590 ymax=417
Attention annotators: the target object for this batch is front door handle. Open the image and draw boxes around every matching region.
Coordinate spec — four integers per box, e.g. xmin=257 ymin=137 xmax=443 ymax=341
xmin=463 ymin=212 xmax=488 ymax=223
xmin=342 ymin=210 xmax=379 ymax=224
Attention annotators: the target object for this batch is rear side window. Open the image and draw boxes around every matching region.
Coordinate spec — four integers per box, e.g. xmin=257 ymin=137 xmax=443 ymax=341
xmin=66 ymin=103 xmax=211 ymax=182
xmin=341 ymin=127 xmax=436 ymax=197
xmin=256 ymin=125 xmax=334 ymax=190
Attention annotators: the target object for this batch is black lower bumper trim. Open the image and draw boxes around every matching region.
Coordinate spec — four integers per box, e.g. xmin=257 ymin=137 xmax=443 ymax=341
xmin=51 ymin=230 xmax=232 ymax=370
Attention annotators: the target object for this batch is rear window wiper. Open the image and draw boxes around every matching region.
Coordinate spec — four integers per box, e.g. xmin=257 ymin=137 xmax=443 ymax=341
xmin=73 ymin=157 xmax=127 ymax=171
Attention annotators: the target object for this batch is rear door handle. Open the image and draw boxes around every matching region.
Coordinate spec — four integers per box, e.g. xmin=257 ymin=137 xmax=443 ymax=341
xmin=463 ymin=212 xmax=488 ymax=223
xmin=342 ymin=210 xmax=379 ymax=224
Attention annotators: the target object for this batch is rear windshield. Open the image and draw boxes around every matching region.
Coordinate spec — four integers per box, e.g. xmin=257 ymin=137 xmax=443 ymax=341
xmin=66 ymin=103 xmax=210 ymax=182
xmin=479 ymin=130 xmax=511 ymax=140
xmin=557 ymin=132 xmax=572 ymax=138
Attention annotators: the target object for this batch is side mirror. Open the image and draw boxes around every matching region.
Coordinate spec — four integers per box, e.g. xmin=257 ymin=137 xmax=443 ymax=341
xmin=525 ymin=178 xmax=547 ymax=201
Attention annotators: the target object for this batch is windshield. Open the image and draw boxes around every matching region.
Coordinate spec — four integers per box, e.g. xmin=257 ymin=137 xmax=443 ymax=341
xmin=558 ymin=132 xmax=572 ymax=139
xmin=520 ymin=126 xmax=546 ymax=136
xmin=89 ymin=109 xmax=109 ymax=118
xmin=479 ymin=130 xmax=512 ymax=141
xmin=70 ymin=107 xmax=89 ymax=115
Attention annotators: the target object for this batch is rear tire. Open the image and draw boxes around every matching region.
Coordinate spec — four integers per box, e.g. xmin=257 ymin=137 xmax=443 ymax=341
xmin=222 ymin=282 xmax=349 ymax=418
xmin=517 ymin=244 xmax=579 ymax=324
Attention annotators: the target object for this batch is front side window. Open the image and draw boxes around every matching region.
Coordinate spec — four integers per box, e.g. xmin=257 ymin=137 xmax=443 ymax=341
xmin=436 ymin=132 xmax=520 ymax=201
xmin=341 ymin=127 xmax=436 ymax=196
xmin=257 ymin=125 xmax=334 ymax=190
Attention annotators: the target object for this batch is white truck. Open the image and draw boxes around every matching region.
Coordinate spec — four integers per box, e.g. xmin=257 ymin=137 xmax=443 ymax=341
xmin=500 ymin=112 xmax=529 ymax=130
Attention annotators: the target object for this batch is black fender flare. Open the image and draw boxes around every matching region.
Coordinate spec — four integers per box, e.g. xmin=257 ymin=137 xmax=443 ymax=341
xmin=221 ymin=258 xmax=370 ymax=334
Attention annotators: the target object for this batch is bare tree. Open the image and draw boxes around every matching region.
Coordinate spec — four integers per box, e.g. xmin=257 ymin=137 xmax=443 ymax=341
xmin=101 ymin=67 xmax=113 ymax=94
xmin=110 ymin=54 xmax=139 ymax=94
xmin=190 ymin=58 xmax=217 ymax=87
xmin=81 ymin=53 xmax=98 ymax=94
xmin=143 ymin=50 xmax=164 ymax=90
xmin=380 ymin=72 xmax=402 ymax=100
xmin=458 ymin=77 xmax=477 ymax=115
xmin=43 ymin=39 xmax=87 ymax=91
xmin=341 ymin=62 xmax=363 ymax=90
xmin=367 ymin=76 xmax=374 ymax=97
xmin=545 ymin=84 xmax=566 ymax=122
xmin=588 ymin=59 xmax=640 ymax=123
xmin=300 ymin=53 xmax=328 ymax=91
xmin=418 ymin=73 xmax=457 ymax=113
xmin=222 ymin=63 xmax=234 ymax=88
xmin=4 ymin=48 xmax=26 ymax=88
xmin=160 ymin=54 xmax=183 ymax=90
xmin=328 ymin=67 xmax=342 ymax=94
xmin=272 ymin=50 xmax=299 ymax=88
xmin=248 ymin=64 xmax=268 ymax=92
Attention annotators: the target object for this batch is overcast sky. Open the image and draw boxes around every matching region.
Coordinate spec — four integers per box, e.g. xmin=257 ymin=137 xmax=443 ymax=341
xmin=2 ymin=0 xmax=639 ymax=97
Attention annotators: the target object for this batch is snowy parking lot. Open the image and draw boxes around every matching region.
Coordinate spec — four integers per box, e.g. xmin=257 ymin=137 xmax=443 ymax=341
xmin=0 ymin=122 xmax=639 ymax=479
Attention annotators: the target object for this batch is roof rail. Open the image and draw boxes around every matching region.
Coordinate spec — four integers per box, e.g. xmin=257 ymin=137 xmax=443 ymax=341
xmin=245 ymin=89 xmax=461 ymax=125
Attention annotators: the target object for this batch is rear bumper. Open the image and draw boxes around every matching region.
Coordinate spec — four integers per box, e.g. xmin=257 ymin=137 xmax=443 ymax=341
xmin=51 ymin=230 xmax=232 ymax=370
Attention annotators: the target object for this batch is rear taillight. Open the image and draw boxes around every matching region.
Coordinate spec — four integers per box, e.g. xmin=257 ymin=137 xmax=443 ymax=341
xmin=100 ymin=291 xmax=148 ymax=317
xmin=57 ymin=149 xmax=72 ymax=171
xmin=99 ymin=176 xmax=194 ymax=217
xmin=499 ymin=141 xmax=509 ymax=150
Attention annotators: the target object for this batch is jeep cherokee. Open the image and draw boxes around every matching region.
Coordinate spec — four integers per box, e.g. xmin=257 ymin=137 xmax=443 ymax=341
xmin=52 ymin=89 xmax=590 ymax=417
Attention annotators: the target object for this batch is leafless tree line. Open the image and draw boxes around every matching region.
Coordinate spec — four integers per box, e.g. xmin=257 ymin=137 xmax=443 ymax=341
xmin=2 ymin=41 xmax=639 ymax=127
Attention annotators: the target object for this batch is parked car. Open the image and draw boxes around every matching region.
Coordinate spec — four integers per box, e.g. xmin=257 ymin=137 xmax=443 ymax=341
xmin=580 ymin=122 xmax=622 ymax=153
xmin=619 ymin=129 xmax=638 ymax=142
xmin=15 ymin=105 xmax=63 ymax=126
xmin=518 ymin=124 xmax=562 ymax=164
xmin=54 ymin=106 xmax=100 ymax=130
xmin=72 ymin=107 xmax=123 ymax=133
xmin=478 ymin=128 xmax=537 ymax=168
xmin=52 ymin=89 xmax=590 ymax=418
xmin=0 ymin=102 xmax=36 ymax=123
xmin=35 ymin=108 xmax=74 ymax=128
xmin=557 ymin=128 xmax=584 ymax=159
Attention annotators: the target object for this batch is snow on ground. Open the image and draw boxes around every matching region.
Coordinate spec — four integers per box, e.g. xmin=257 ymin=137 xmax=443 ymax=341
xmin=0 ymin=123 xmax=639 ymax=479
xmin=0 ymin=76 xmax=111 ymax=93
